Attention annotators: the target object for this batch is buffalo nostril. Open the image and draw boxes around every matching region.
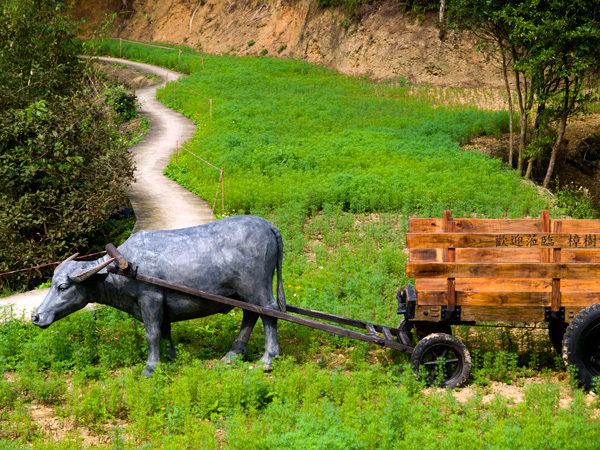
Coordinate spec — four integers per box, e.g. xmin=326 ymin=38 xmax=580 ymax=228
xmin=31 ymin=313 xmax=39 ymax=324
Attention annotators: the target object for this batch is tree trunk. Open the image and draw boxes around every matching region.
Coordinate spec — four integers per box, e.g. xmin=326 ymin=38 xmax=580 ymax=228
xmin=543 ymin=80 xmax=570 ymax=188
xmin=501 ymin=51 xmax=514 ymax=167
xmin=524 ymin=159 xmax=533 ymax=180
xmin=439 ymin=0 xmax=447 ymax=40
xmin=543 ymin=115 xmax=567 ymax=188
xmin=513 ymin=66 xmax=527 ymax=172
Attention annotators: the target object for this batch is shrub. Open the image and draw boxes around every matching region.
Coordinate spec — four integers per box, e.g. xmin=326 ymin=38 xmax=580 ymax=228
xmin=0 ymin=1 xmax=134 ymax=289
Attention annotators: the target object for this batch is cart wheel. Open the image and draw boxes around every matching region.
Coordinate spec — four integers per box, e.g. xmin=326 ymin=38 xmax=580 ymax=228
xmin=413 ymin=321 xmax=452 ymax=339
xmin=411 ymin=333 xmax=471 ymax=389
xmin=562 ymin=303 xmax=600 ymax=391
xmin=397 ymin=318 xmax=414 ymax=346
xmin=548 ymin=321 xmax=568 ymax=355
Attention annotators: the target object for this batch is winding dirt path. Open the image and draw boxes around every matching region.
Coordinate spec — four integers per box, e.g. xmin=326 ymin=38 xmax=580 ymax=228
xmin=0 ymin=58 xmax=214 ymax=316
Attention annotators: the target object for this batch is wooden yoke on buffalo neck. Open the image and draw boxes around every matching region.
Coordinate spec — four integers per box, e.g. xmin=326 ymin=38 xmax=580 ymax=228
xmin=406 ymin=210 xmax=600 ymax=323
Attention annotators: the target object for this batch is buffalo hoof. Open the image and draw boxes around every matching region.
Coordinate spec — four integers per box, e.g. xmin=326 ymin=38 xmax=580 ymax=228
xmin=220 ymin=353 xmax=242 ymax=365
xmin=142 ymin=364 xmax=157 ymax=378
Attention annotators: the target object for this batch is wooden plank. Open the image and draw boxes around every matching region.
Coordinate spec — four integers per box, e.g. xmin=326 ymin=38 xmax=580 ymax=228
xmin=456 ymin=248 xmax=542 ymax=262
xmin=561 ymin=292 xmax=600 ymax=306
xmin=418 ymin=290 xmax=600 ymax=307
xmin=409 ymin=218 xmax=442 ymax=232
xmin=407 ymin=262 xmax=600 ymax=279
xmin=552 ymin=221 xmax=562 ymax=312
xmin=460 ymin=306 xmax=545 ymax=322
xmin=559 ymin=220 xmax=600 ymax=233
xmin=409 ymin=218 xmax=543 ymax=233
xmin=409 ymin=248 xmax=441 ymax=262
xmin=454 ymin=219 xmax=542 ymax=233
xmin=542 ymin=210 xmax=551 ymax=263
xmin=562 ymin=279 xmax=600 ymax=291
xmin=446 ymin=219 xmax=456 ymax=311
xmin=407 ymin=233 xmax=600 ymax=249
xmin=416 ymin=277 xmax=600 ymax=292
xmin=418 ymin=291 xmax=550 ymax=306
xmin=562 ymin=249 xmax=600 ymax=263
xmin=415 ymin=278 xmax=552 ymax=291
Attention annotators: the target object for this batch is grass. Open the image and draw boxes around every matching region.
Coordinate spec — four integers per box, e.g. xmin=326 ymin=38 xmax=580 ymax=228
xmin=1 ymin=39 xmax=593 ymax=448
xmin=89 ymin=38 xmax=549 ymax=219
xmin=1 ymin=306 xmax=599 ymax=449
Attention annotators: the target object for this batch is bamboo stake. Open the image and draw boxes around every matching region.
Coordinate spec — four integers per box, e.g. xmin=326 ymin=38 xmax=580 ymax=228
xmin=221 ymin=169 xmax=225 ymax=213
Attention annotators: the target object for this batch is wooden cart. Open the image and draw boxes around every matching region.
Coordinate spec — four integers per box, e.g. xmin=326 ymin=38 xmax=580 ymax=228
xmin=398 ymin=210 xmax=600 ymax=389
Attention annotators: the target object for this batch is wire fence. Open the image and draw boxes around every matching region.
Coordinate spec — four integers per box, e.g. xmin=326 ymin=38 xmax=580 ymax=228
xmin=0 ymin=251 xmax=108 ymax=278
xmin=175 ymin=142 xmax=225 ymax=215
xmin=78 ymin=36 xmax=205 ymax=70
xmin=166 ymin=73 xmax=212 ymax=122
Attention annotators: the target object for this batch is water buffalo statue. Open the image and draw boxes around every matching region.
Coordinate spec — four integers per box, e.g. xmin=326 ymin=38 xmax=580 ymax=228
xmin=31 ymin=215 xmax=286 ymax=377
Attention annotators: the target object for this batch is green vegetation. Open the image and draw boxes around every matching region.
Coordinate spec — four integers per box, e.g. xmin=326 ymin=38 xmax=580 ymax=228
xmin=90 ymin=40 xmax=548 ymax=219
xmin=2 ymin=37 xmax=593 ymax=448
xmin=0 ymin=1 xmax=135 ymax=290
xmin=1 ymin=302 xmax=598 ymax=449
xmin=450 ymin=0 xmax=600 ymax=187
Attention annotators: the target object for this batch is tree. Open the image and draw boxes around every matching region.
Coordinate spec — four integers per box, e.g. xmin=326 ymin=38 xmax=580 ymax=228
xmin=449 ymin=0 xmax=600 ymax=188
xmin=0 ymin=0 xmax=134 ymax=289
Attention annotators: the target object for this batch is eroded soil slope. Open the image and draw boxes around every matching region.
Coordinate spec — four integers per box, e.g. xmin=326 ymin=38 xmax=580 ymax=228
xmin=73 ymin=0 xmax=502 ymax=88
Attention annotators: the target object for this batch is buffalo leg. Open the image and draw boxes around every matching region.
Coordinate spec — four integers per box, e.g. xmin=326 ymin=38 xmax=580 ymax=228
xmin=140 ymin=295 xmax=164 ymax=378
xmin=161 ymin=321 xmax=177 ymax=359
xmin=260 ymin=315 xmax=279 ymax=370
xmin=220 ymin=310 xmax=259 ymax=363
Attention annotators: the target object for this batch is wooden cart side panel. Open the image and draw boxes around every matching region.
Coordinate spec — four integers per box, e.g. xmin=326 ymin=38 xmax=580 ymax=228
xmin=559 ymin=220 xmax=600 ymax=233
xmin=416 ymin=290 xmax=600 ymax=307
xmin=415 ymin=277 xmax=600 ymax=292
xmin=408 ymin=218 xmax=543 ymax=233
xmin=410 ymin=248 xmax=600 ymax=263
xmin=407 ymin=211 xmax=600 ymax=322
xmin=409 ymin=218 xmax=600 ymax=234
xmin=407 ymin=262 xmax=600 ymax=279
xmin=407 ymin=233 xmax=600 ymax=249
xmin=412 ymin=305 xmax=548 ymax=322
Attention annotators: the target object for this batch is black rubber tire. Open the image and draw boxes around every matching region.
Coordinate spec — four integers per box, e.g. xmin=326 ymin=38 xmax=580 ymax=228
xmin=548 ymin=321 xmax=568 ymax=355
xmin=411 ymin=333 xmax=471 ymax=389
xmin=413 ymin=321 xmax=452 ymax=339
xmin=563 ymin=303 xmax=600 ymax=391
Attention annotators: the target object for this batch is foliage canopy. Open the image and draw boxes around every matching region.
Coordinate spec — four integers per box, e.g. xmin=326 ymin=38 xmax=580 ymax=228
xmin=449 ymin=0 xmax=600 ymax=187
xmin=0 ymin=0 xmax=134 ymax=289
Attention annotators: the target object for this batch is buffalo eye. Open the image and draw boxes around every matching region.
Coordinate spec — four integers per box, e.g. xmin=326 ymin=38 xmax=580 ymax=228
xmin=58 ymin=283 xmax=69 ymax=291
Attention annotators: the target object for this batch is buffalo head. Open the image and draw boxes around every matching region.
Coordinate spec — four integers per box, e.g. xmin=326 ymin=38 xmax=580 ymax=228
xmin=31 ymin=254 xmax=115 ymax=328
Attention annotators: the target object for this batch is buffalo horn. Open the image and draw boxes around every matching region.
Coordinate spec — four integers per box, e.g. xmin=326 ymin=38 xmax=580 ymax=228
xmin=56 ymin=253 xmax=80 ymax=271
xmin=69 ymin=258 xmax=116 ymax=283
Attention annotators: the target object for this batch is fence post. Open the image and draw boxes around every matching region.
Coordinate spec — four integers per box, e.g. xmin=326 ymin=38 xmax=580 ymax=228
xmin=221 ymin=170 xmax=225 ymax=214
xmin=165 ymin=72 xmax=168 ymax=88
xmin=120 ymin=38 xmax=122 ymax=57
xmin=209 ymin=99 xmax=213 ymax=122
xmin=174 ymin=80 xmax=176 ymax=103
xmin=202 ymin=56 xmax=205 ymax=71
xmin=179 ymin=49 xmax=182 ymax=65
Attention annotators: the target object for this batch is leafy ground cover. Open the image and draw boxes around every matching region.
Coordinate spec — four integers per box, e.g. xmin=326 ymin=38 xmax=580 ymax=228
xmin=1 ymin=40 xmax=594 ymax=448
xmin=1 ymin=305 xmax=599 ymax=449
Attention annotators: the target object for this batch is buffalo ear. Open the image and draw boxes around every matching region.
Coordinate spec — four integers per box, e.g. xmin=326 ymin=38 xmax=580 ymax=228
xmin=69 ymin=258 xmax=115 ymax=283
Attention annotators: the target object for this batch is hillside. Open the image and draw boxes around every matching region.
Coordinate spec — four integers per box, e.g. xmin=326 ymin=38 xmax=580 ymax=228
xmin=72 ymin=0 xmax=502 ymax=88
xmin=72 ymin=0 xmax=600 ymax=207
